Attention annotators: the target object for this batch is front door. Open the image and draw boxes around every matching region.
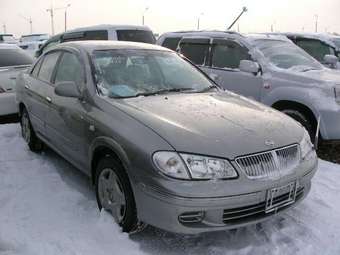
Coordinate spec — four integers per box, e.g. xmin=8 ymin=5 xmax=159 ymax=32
xmin=45 ymin=50 xmax=89 ymax=170
xmin=203 ymin=38 xmax=264 ymax=101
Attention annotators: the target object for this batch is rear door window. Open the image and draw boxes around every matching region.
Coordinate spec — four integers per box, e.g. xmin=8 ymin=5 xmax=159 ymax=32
xmin=180 ymin=39 xmax=210 ymax=66
xmin=116 ymin=30 xmax=155 ymax=44
xmin=162 ymin=37 xmax=181 ymax=51
xmin=38 ymin=52 xmax=60 ymax=83
xmin=0 ymin=48 xmax=33 ymax=67
xmin=296 ymin=38 xmax=335 ymax=62
xmin=211 ymin=40 xmax=251 ymax=69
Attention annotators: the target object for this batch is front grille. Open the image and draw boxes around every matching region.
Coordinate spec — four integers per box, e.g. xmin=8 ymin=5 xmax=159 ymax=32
xmin=235 ymin=145 xmax=300 ymax=179
xmin=222 ymin=187 xmax=304 ymax=224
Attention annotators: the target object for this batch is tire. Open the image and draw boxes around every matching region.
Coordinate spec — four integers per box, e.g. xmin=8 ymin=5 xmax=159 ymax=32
xmin=95 ymin=156 xmax=140 ymax=233
xmin=20 ymin=108 xmax=43 ymax=152
xmin=281 ymin=109 xmax=315 ymax=142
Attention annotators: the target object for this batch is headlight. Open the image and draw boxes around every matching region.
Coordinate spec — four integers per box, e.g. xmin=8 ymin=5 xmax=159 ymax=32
xmin=180 ymin=154 xmax=238 ymax=179
xmin=153 ymin=151 xmax=238 ymax=180
xmin=299 ymin=129 xmax=315 ymax=160
xmin=153 ymin=151 xmax=190 ymax=179
xmin=334 ymin=85 xmax=340 ymax=104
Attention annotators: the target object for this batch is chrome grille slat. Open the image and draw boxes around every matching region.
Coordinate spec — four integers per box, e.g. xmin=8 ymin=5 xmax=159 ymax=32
xmin=235 ymin=145 xmax=300 ymax=179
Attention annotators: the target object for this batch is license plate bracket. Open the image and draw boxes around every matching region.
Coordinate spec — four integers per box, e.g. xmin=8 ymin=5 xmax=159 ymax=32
xmin=265 ymin=181 xmax=298 ymax=213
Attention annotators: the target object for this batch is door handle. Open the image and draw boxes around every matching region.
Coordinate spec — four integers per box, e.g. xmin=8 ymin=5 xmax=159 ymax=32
xmin=46 ymin=96 xmax=52 ymax=103
xmin=24 ymin=84 xmax=30 ymax=89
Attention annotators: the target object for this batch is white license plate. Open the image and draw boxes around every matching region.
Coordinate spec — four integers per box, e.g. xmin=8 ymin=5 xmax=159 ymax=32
xmin=265 ymin=181 xmax=298 ymax=213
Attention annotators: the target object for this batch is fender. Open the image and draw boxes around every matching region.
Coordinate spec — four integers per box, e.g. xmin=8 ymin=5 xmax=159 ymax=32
xmin=262 ymin=86 xmax=329 ymax=138
xmin=88 ymin=136 xmax=130 ymax=175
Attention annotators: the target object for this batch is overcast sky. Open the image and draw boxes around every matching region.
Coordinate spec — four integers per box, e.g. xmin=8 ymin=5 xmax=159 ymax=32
xmin=1 ymin=0 xmax=339 ymax=37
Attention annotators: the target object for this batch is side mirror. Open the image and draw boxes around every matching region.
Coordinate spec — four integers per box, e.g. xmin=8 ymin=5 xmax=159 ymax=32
xmin=324 ymin=54 xmax=338 ymax=66
xmin=239 ymin=60 xmax=260 ymax=74
xmin=55 ymin=81 xmax=81 ymax=98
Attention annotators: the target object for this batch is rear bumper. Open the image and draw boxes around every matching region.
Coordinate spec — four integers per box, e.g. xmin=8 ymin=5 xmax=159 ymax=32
xmin=0 ymin=93 xmax=17 ymax=116
xmin=134 ymin=163 xmax=317 ymax=234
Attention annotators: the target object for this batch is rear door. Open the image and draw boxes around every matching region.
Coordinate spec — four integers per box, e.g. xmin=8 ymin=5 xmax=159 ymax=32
xmin=24 ymin=52 xmax=60 ymax=136
xmin=45 ymin=50 xmax=88 ymax=169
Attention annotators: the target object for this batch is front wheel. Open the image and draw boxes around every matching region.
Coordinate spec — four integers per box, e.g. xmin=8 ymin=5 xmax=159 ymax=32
xmin=281 ymin=109 xmax=315 ymax=143
xmin=20 ymin=108 xmax=43 ymax=152
xmin=95 ymin=156 xmax=141 ymax=233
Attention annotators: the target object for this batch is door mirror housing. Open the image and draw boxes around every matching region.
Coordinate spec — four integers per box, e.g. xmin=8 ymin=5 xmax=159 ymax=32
xmin=239 ymin=60 xmax=260 ymax=74
xmin=324 ymin=54 xmax=338 ymax=66
xmin=55 ymin=81 xmax=81 ymax=98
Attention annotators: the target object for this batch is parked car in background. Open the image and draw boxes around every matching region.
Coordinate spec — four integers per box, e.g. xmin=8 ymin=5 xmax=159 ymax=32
xmin=0 ymin=44 xmax=33 ymax=117
xmin=18 ymin=34 xmax=50 ymax=57
xmin=281 ymin=33 xmax=340 ymax=69
xmin=0 ymin=34 xmax=17 ymax=44
xmin=158 ymin=31 xmax=340 ymax=143
xmin=19 ymin=33 xmax=49 ymax=43
xmin=16 ymin=40 xmax=317 ymax=234
xmin=35 ymin=25 xmax=156 ymax=57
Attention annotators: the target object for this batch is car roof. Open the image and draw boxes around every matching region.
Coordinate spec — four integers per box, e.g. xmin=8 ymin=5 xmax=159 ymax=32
xmin=269 ymin=32 xmax=339 ymax=49
xmin=0 ymin=43 xmax=20 ymax=49
xmin=54 ymin=40 xmax=171 ymax=53
xmin=246 ymin=33 xmax=291 ymax=42
xmin=21 ymin=34 xmax=49 ymax=37
xmin=159 ymin=30 xmax=243 ymax=39
xmin=67 ymin=24 xmax=152 ymax=34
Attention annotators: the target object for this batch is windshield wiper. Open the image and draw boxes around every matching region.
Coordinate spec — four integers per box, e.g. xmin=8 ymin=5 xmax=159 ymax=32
xmin=197 ymin=85 xmax=218 ymax=93
xmin=132 ymin=87 xmax=195 ymax=97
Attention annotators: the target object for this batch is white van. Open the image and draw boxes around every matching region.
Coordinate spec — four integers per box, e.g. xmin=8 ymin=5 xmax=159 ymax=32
xmin=36 ymin=25 xmax=156 ymax=57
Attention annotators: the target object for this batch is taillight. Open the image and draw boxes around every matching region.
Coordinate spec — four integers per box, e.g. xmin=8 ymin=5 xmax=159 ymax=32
xmin=0 ymin=86 xmax=5 ymax=93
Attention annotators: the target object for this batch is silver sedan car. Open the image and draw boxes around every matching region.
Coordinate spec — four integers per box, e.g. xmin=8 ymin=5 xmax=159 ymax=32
xmin=15 ymin=41 xmax=318 ymax=234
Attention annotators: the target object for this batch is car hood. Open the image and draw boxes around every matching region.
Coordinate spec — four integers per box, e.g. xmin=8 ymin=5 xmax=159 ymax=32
xmin=112 ymin=92 xmax=303 ymax=159
xmin=278 ymin=67 xmax=340 ymax=85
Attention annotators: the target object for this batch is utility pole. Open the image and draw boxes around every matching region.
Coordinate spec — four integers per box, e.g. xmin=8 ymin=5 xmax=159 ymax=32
xmin=46 ymin=6 xmax=55 ymax=35
xmin=142 ymin=7 xmax=149 ymax=26
xmin=197 ymin=12 xmax=204 ymax=30
xmin=19 ymin=15 xmax=33 ymax=34
xmin=2 ymin=23 xmax=6 ymax=34
xmin=227 ymin=6 xmax=248 ymax=30
xmin=314 ymin=14 xmax=318 ymax=33
xmin=47 ymin=3 xmax=71 ymax=35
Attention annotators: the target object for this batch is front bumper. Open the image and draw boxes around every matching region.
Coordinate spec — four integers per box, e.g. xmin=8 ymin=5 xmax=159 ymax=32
xmin=319 ymin=105 xmax=340 ymax=140
xmin=0 ymin=92 xmax=18 ymax=116
xmin=134 ymin=160 xmax=317 ymax=234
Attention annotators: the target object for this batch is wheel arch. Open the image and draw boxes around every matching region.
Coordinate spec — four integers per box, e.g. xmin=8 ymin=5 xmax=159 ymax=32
xmin=89 ymin=137 xmax=130 ymax=185
xmin=272 ymin=100 xmax=318 ymax=132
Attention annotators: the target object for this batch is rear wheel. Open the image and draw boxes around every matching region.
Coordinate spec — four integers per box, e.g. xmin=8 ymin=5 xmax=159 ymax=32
xmin=20 ymin=108 xmax=43 ymax=152
xmin=95 ymin=156 xmax=142 ymax=233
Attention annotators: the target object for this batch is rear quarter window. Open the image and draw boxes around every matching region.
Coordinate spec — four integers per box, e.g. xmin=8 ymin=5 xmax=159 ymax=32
xmin=116 ymin=30 xmax=155 ymax=44
xmin=0 ymin=49 xmax=33 ymax=67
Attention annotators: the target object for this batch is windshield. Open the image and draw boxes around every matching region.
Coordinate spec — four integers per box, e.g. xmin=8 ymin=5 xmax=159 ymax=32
xmin=255 ymin=39 xmax=323 ymax=71
xmin=91 ymin=50 xmax=215 ymax=98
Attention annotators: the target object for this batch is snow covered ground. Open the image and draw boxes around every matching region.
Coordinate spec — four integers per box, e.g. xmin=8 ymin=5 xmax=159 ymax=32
xmin=0 ymin=123 xmax=340 ymax=255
